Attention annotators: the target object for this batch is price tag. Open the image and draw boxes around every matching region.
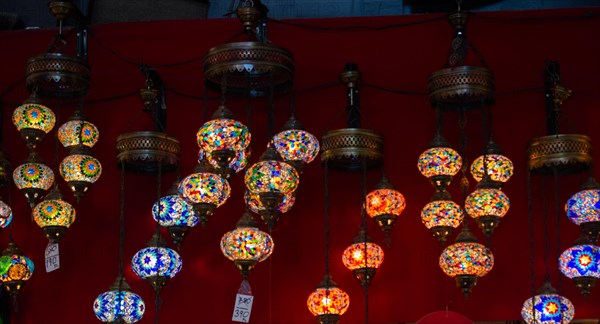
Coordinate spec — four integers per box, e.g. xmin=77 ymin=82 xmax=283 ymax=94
xmin=232 ymin=280 xmax=253 ymax=323
xmin=45 ymin=243 xmax=60 ymax=273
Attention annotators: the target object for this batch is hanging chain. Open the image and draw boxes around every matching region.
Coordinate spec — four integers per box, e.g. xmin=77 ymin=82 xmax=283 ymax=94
xmin=324 ymin=160 xmax=330 ymax=277
xmin=360 ymin=158 xmax=369 ymax=324
xmin=541 ymin=176 xmax=550 ymax=282
xmin=526 ymin=169 xmax=536 ymax=320
xmin=458 ymin=108 xmax=470 ymax=226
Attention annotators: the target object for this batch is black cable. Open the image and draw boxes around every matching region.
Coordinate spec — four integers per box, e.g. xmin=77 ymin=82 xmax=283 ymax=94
xmin=541 ymin=176 xmax=550 ymax=282
xmin=267 ymin=15 xmax=446 ymax=31
xmin=118 ymin=162 xmax=125 ymax=295
xmin=0 ymin=76 xmax=26 ymax=101
xmin=360 ymin=158 xmax=369 ymax=324
xmin=471 ymin=11 xmax=599 ymax=24
xmin=361 ymin=83 xmax=426 ymax=96
xmin=155 ymin=160 xmax=162 ymax=324
xmin=324 ymin=160 xmax=330 ymax=276
xmin=552 ymin=167 xmax=563 ymax=320
xmin=527 ymin=169 xmax=536 ymax=320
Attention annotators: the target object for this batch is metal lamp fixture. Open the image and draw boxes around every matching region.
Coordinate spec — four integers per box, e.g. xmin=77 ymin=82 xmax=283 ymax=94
xmin=521 ymin=281 xmax=575 ymax=324
xmin=153 ymin=183 xmax=199 ymax=247
xmin=13 ymin=151 xmax=55 ymax=208
xmin=220 ymin=210 xmax=274 ymax=278
xmin=559 ymin=235 xmax=600 ymax=297
xmin=0 ymin=241 xmax=34 ymax=297
xmin=33 ymin=186 xmax=76 ymax=242
xmin=342 ymin=228 xmax=384 ymax=288
xmin=565 ymin=177 xmax=600 ymax=242
xmin=131 ymin=233 xmax=182 ymax=293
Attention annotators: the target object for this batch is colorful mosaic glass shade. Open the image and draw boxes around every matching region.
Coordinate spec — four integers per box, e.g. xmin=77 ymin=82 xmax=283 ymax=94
xmin=465 ymin=188 xmax=510 ymax=219
xmin=272 ymin=129 xmax=320 ymax=164
xmin=178 ymin=172 xmax=231 ymax=207
xmin=58 ymin=120 xmax=99 ymax=149
xmin=93 ymin=290 xmax=145 ymax=323
xmin=342 ymin=242 xmax=384 ymax=270
xmin=197 ymin=118 xmax=250 ymax=153
xmin=0 ymin=200 xmax=13 ymax=230
xmin=199 ymin=148 xmax=250 ymax=174
xmin=0 ymin=244 xmax=34 ymax=295
xmin=521 ymin=292 xmax=575 ymax=324
xmin=152 ymin=194 xmax=198 ymax=228
xmin=366 ymin=188 xmax=406 ymax=219
xmin=565 ymin=189 xmax=600 ymax=225
xmin=470 ymin=154 xmax=514 ymax=183
xmin=60 ymin=154 xmax=102 ymax=184
xmin=13 ymin=162 xmax=54 ymax=191
xmin=559 ymin=244 xmax=600 ymax=279
xmin=417 ymin=147 xmax=462 ymax=179
xmin=245 ymin=190 xmax=295 ymax=215
xmin=33 ymin=195 xmax=76 ymax=229
xmin=12 ymin=103 xmax=56 ymax=134
xmin=220 ymin=226 xmax=274 ymax=264
xmin=131 ymin=247 xmax=182 ymax=279
xmin=245 ymin=160 xmax=299 ymax=195
xmin=307 ymin=284 xmax=350 ymax=317
xmin=421 ymin=200 xmax=463 ymax=230
xmin=439 ymin=242 xmax=494 ymax=277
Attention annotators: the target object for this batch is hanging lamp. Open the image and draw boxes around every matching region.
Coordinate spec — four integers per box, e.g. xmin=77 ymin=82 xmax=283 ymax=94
xmin=12 ymin=93 xmax=56 ymax=149
xmin=565 ymin=177 xmax=600 ymax=242
xmin=93 ymin=276 xmax=145 ymax=324
xmin=365 ymin=172 xmax=406 ymax=241
xmin=153 ymin=182 xmax=199 ymax=247
xmin=470 ymin=139 xmax=513 ymax=185
xmin=421 ymin=190 xmax=463 ymax=245
xmin=33 ymin=186 xmax=76 ymax=242
xmin=59 ymin=149 xmax=102 ymax=202
xmin=131 ymin=233 xmax=182 ymax=293
xmin=0 ymin=199 xmax=13 ymax=231
xmin=521 ymin=281 xmax=575 ymax=324
xmin=0 ymin=241 xmax=34 ymax=297
xmin=418 ymin=133 xmax=462 ymax=192
xmin=559 ymin=234 xmax=600 ymax=297
xmin=244 ymin=190 xmax=295 ymax=223
xmin=13 ymin=151 xmax=54 ymax=208
xmin=464 ymin=176 xmax=510 ymax=237
xmin=57 ymin=109 xmax=99 ymax=152
xmin=272 ymin=113 xmax=320 ymax=173
xmin=342 ymin=228 xmax=384 ymax=288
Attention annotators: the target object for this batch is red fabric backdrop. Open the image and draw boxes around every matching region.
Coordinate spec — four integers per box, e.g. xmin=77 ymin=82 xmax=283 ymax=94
xmin=0 ymin=7 xmax=599 ymax=324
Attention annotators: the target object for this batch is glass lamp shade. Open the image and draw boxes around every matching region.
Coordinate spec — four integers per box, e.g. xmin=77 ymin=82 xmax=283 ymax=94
xmin=421 ymin=200 xmax=464 ymax=245
xmin=58 ymin=119 xmax=99 ymax=149
xmin=131 ymin=246 xmax=182 ymax=292
xmin=366 ymin=188 xmax=406 ymax=236
xmin=470 ymin=154 xmax=514 ymax=183
xmin=13 ymin=161 xmax=54 ymax=207
xmin=272 ymin=129 xmax=320 ymax=170
xmin=521 ymin=288 xmax=575 ymax=324
xmin=93 ymin=290 xmax=145 ymax=323
xmin=0 ymin=200 xmax=13 ymax=230
xmin=152 ymin=194 xmax=198 ymax=227
xmin=439 ymin=240 xmax=494 ymax=297
xmin=12 ymin=102 xmax=56 ymax=147
xmin=417 ymin=147 xmax=462 ymax=191
xmin=245 ymin=190 xmax=295 ymax=215
xmin=342 ymin=239 xmax=384 ymax=287
xmin=0 ymin=242 xmax=34 ymax=295
xmin=465 ymin=188 xmax=510 ymax=236
xmin=60 ymin=154 xmax=102 ymax=201
xmin=199 ymin=148 xmax=250 ymax=175
xmin=307 ymin=276 xmax=350 ymax=324
xmin=559 ymin=244 xmax=600 ymax=296
xmin=565 ymin=187 xmax=600 ymax=242
xmin=245 ymin=160 xmax=299 ymax=195
xmin=220 ymin=212 xmax=274 ymax=277
xmin=178 ymin=171 xmax=231 ymax=228
xmin=197 ymin=118 xmax=251 ymax=153
xmin=33 ymin=191 xmax=76 ymax=242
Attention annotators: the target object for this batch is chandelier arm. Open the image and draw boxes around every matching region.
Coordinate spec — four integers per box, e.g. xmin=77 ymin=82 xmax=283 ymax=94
xmin=245 ymin=72 xmax=253 ymax=134
xmin=552 ymin=167 xmax=564 ymax=305
xmin=360 ymin=158 xmax=369 ymax=324
xmin=458 ymin=107 xmax=469 ymax=226
xmin=324 ymin=160 xmax=330 ymax=276
xmin=541 ymin=176 xmax=551 ymax=282
xmin=267 ymin=72 xmax=275 ymax=139
xmin=154 ymin=156 xmax=162 ymax=324
xmin=118 ymin=162 xmax=125 ymax=290
xmin=526 ymin=169 xmax=536 ymax=321
xmin=466 ymin=41 xmax=490 ymax=68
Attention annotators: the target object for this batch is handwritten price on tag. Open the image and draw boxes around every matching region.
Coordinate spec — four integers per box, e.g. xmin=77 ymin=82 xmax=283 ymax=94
xmin=45 ymin=243 xmax=60 ymax=273
xmin=232 ymin=294 xmax=253 ymax=323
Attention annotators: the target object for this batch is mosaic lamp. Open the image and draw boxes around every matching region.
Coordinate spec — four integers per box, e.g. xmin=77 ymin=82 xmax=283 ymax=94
xmin=0 ymin=199 xmax=13 ymax=231
xmin=365 ymin=174 xmax=406 ymax=241
xmin=470 ymin=140 xmax=513 ymax=185
xmin=179 ymin=159 xmax=231 ymax=229
xmin=0 ymin=241 xmax=34 ymax=297
xmin=559 ymin=235 xmax=600 ymax=297
xmin=565 ymin=177 xmax=600 ymax=242
xmin=439 ymin=226 xmax=494 ymax=298
xmin=418 ymin=134 xmax=462 ymax=192
xmin=220 ymin=210 xmax=274 ymax=277
xmin=464 ymin=180 xmax=510 ymax=237
xmin=307 ymin=275 xmax=350 ymax=324
xmin=421 ymin=190 xmax=464 ymax=245
xmin=131 ymin=233 xmax=182 ymax=293
xmin=13 ymin=151 xmax=54 ymax=208
xmin=197 ymin=104 xmax=251 ymax=174
xmin=342 ymin=228 xmax=384 ymax=288
xmin=272 ymin=114 xmax=320 ymax=173
xmin=244 ymin=190 xmax=295 ymax=227
xmin=59 ymin=150 xmax=102 ymax=202
xmin=33 ymin=187 xmax=76 ymax=242
xmin=12 ymin=93 xmax=56 ymax=149
xmin=153 ymin=182 xmax=199 ymax=247
xmin=57 ymin=110 xmax=99 ymax=153
xmin=521 ymin=281 xmax=575 ymax=324
xmin=245 ymin=145 xmax=299 ymax=230
xmin=93 ymin=276 xmax=145 ymax=324
xmin=200 ymin=147 xmax=250 ymax=179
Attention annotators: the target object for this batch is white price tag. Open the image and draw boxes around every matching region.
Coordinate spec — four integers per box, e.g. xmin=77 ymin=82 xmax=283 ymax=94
xmin=232 ymin=293 xmax=253 ymax=323
xmin=45 ymin=243 xmax=60 ymax=273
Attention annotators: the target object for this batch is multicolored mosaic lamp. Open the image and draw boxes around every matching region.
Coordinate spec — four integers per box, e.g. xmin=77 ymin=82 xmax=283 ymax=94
xmin=93 ymin=276 xmax=145 ymax=324
xmin=57 ymin=111 xmax=99 ymax=153
xmin=13 ymin=152 xmax=54 ymax=208
xmin=418 ymin=134 xmax=462 ymax=192
xmin=0 ymin=199 xmax=13 ymax=231
xmin=245 ymin=190 xmax=295 ymax=224
xmin=245 ymin=145 xmax=299 ymax=230
xmin=0 ymin=241 xmax=34 ymax=297
xmin=131 ymin=233 xmax=182 ymax=293
xmin=307 ymin=275 xmax=350 ymax=324
xmin=439 ymin=226 xmax=494 ymax=298
xmin=272 ymin=114 xmax=320 ymax=173
xmin=470 ymin=140 xmax=513 ymax=185
xmin=197 ymin=104 xmax=251 ymax=176
xmin=220 ymin=210 xmax=274 ymax=277
xmin=153 ymin=183 xmax=199 ymax=247
xmin=33 ymin=187 xmax=76 ymax=242
xmin=521 ymin=281 xmax=575 ymax=324
xmin=179 ymin=160 xmax=231 ymax=229
xmin=342 ymin=228 xmax=384 ymax=288
xmin=365 ymin=174 xmax=406 ymax=242
xmin=421 ymin=191 xmax=464 ymax=245
xmin=199 ymin=147 xmax=250 ymax=178
xmin=12 ymin=93 xmax=56 ymax=149
xmin=565 ymin=177 xmax=600 ymax=242
xmin=559 ymin=235 xmax=600 ymax=297
xmin=465 ymin=184 xmax=510 ymax=237
xmin=59 ymin=152 xmax=102 ymax=202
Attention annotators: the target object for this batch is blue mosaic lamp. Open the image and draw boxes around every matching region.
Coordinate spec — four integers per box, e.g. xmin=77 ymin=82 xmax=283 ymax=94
xmin=153 ymin=182 xmax=199 ymax=247
xmin=559 ymin=235 xmax=600 ymax=297
xmin=93 ymin=276 xmax=145 ymax=324
xmin=131 ymin=233 xmax=182 ymax=293
xmin=521 ymin=281 xmax=575 ymax=324
xmin=565 ymin=177 xmax=600 ymax=242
